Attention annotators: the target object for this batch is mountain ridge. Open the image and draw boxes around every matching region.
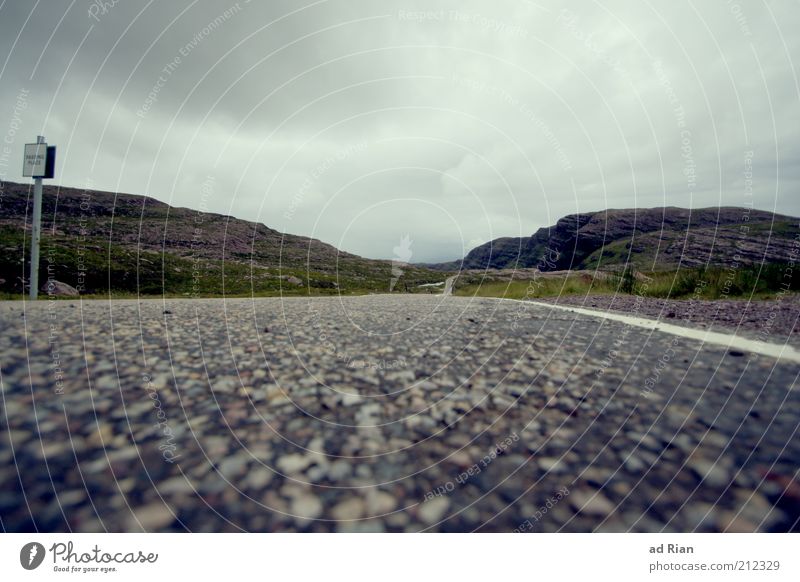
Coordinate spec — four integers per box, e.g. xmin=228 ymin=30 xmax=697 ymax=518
xmin=425 ymin=206 xmax=799 ymax=272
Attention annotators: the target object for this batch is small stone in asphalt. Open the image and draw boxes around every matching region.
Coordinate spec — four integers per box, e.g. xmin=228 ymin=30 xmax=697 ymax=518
xmin=418 ymin=497 xmax=450 ymax=525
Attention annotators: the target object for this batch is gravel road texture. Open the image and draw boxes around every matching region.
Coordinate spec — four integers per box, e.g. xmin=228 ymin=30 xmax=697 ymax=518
xmin=1 ymin=295 xmax=798 ymax=532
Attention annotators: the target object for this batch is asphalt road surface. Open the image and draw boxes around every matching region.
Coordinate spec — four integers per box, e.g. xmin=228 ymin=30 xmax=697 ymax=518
xmin=1 ymin=295 xmax=798 ymax=532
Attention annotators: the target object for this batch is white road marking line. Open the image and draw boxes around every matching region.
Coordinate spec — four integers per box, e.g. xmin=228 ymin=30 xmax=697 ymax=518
xmin=503 ymin=298 xmax=800 ymax=364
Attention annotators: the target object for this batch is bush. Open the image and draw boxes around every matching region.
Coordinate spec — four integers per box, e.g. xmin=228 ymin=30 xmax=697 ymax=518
xmin=619 ymin=266 xmax=636 ymax=294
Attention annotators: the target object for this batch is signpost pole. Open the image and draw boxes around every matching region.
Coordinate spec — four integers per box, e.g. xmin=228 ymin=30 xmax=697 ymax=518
xmin=29 ymin=135 xmax=45 ymax=300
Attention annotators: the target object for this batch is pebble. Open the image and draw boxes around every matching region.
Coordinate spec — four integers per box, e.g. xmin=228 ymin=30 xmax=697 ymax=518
xmin=277 ymin=454 xmax=311 ymax=474
xmin=341 ymin=392 xmax=364 ymax=406
xmin=58 ymin=490 xmax=86 ymax=507
xmin=331 ymin=497 xmax=366 ymax=521
xmin=218 ymin=455 xmax=249 ymax=478
xmin=244 ymin=467 xmax=273 ymax=489
xmin=106 ymin=447 xmax=140 ymax=463
xmin=449 ymin=451 xmax=473 ymax=467
xmin=538 ymin=457 xmax=562 ymax=472
xmin=623 ymin=455 xmax=646 ymax=472
xmin=688 ymin=458 xmax=731 ymax=488
xmin=127 ymin=503 xmax=176 ymax=530
xmin=327 ymin=460 xmax=352 ymax=481
xmin=569 ymin=490 xmax=616 ymax=517
xmin=418 ymin=497 xmax=450 ymax=524
xmin=159 ymin=477 xmax=195 ymax=495
xmin=291 ymin=494 xmax=323 ymax=520
xmin=367 ymin=490 xmax=397 ymax=515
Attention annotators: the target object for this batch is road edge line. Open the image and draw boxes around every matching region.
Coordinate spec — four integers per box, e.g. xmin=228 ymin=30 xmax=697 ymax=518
xmin=501 ymin=298 xmax=800 ymax=365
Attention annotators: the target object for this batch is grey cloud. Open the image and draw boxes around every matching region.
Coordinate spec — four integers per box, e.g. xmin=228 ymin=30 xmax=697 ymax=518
xmin=1 ymin=0 xmax=798 ymax=262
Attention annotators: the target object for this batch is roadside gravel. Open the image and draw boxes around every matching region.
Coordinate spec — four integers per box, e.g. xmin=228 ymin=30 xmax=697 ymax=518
xmin=537 ymin=294 xmax=800 ymax=347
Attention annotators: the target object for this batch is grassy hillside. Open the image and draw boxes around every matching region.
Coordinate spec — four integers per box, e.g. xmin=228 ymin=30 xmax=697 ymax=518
xmin=0 ymin=182 xmax=446 ymax=298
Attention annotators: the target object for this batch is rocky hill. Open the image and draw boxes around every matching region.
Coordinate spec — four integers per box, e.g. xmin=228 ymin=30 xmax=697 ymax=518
xmin=0 ymin=181 xmax=445 ymax=296
xmin=428 ymin=207 xmax=799 ymax=272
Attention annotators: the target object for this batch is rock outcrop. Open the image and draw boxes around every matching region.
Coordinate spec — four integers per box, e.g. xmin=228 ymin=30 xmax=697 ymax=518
xmin=428 ymin=207 xmax=798 ymax=271
xmin=42 ymin=280 xmax=79 ymax=296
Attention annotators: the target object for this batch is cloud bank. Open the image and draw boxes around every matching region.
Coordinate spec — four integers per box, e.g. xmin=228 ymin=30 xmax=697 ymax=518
xmin=1 ymin=0 xmax=798 ymax=262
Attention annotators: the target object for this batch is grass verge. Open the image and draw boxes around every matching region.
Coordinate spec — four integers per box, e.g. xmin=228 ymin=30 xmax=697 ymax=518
xmin=454 ymin=264 xmax=800 ymax=301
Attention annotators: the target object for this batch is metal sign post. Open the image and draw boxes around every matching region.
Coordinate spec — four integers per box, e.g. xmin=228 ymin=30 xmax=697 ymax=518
xmin=23 ymin=136 xmax=56 ymax=300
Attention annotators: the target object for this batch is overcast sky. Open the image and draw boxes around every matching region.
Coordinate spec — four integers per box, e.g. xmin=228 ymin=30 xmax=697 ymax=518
xmin=1 ymin=0 xmax=798 ymax=262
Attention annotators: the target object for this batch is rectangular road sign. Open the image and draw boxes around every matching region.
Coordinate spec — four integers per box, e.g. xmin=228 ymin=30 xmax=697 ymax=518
xmin=22 ymin=142 xmax=47 ymax=177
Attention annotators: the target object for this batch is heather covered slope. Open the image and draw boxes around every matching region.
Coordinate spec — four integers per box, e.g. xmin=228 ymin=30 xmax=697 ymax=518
xmin=0 ymin=181 xmax=445 ymax=296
